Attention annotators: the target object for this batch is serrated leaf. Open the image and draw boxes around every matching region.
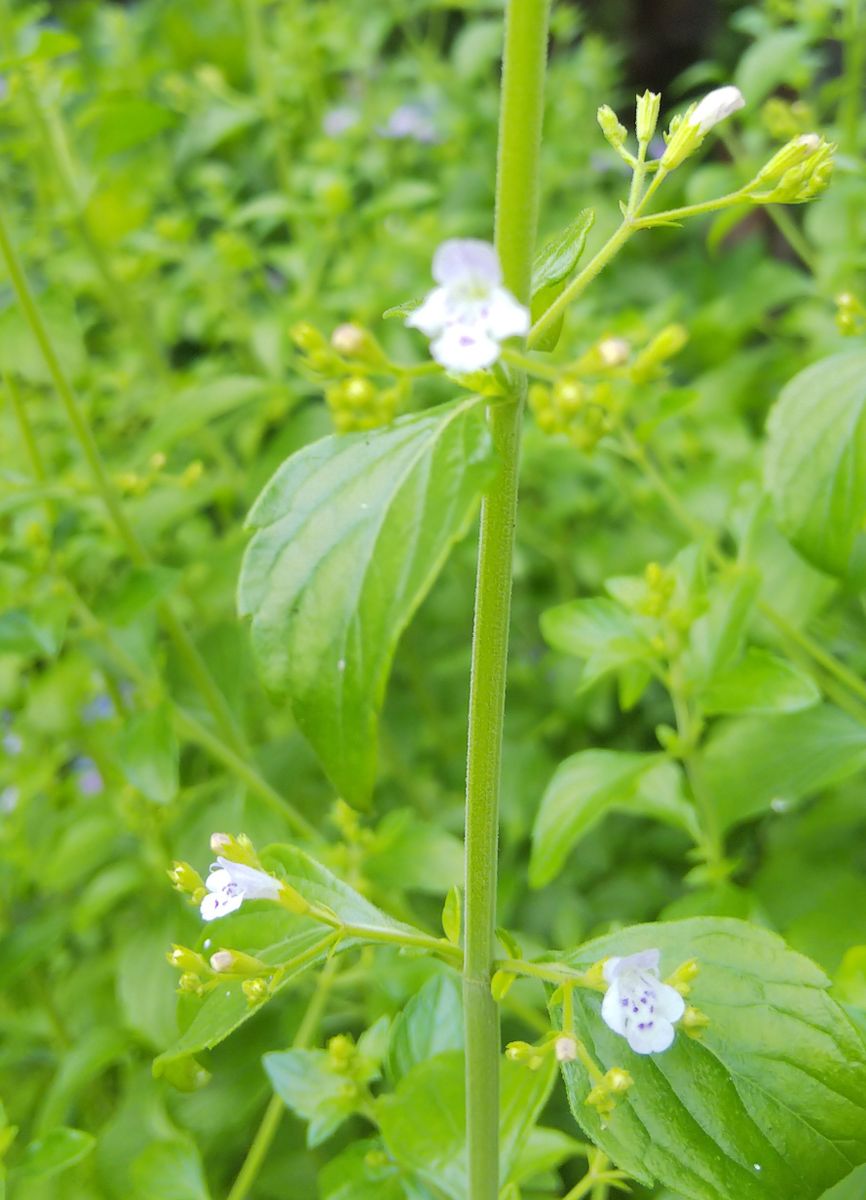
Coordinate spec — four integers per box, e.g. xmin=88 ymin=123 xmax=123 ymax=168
xmin=765 ymin=351 xmax=866 ymax=577
xmin=530 ymin=753 xmax=697 ymax=888
xmin=555 ymin=917 xmax=866 ymax=1200
xmin=14 ymin=1127 xmax=95 ymax=1180
xmin=700 ymin=704 xmax=866 ymax=832
xmin=531 ymin=210 xmax=595 ymax=296
xmin=376 ymin=1051 xmax=556 ymax=1200
xmin=701 ymin=648 xmax=820 ymax=715
xmin=530 ymin=210 xmax=594 ymax=351
xmin=386 ymin=973 xmax=464 ymax=1084
xmin=262 ymin=843 xmax=425 ymax=938
xmin=238 ymin=397 xmax=495 ymax=805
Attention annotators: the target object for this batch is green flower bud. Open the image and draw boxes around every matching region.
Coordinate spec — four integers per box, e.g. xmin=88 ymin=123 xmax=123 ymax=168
xmin=597 ymin=104 xmax=628 ymax=150
xmin=636 ymin=90 xmax=661 ymax=144
xmin=209 ymin=949 xmax=269 ymax=976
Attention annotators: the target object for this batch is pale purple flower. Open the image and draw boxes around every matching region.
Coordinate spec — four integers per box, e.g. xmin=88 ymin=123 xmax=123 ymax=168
xmin=600 ymin=949 xmax=685 ymax=1055
xmin=200 ymin=856 xmax=283 ymax=921
xmin=73 ymin=756 xmax=104 ymax=797
xmin=406 ymin=239 xmax=529 ymax=372
xmin=381 ymin=103 xmax=439 ymax=144
xmin=322 ymin=105 xmax=360 ymax=138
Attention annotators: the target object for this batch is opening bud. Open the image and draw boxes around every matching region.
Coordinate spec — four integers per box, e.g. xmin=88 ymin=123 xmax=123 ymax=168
xmin=209 ymin=833 xmax=259 ymax=866
xmin=167 ymin=945 xmax=209 ymax=974
xmin=555 ymin=1035 xmax=579 ymax=1063
xmin=209 ymin=949 xmax=268 ymax=976
xmin=666 ymin=957 xmax=700 ymax=996
xmin=682 ymin=1004 xmax=711 ymax=1038
xmin=330 ymin=323 xmax=386 ymax=364
xmin=636 ymin=90 xmax=661 ymax=144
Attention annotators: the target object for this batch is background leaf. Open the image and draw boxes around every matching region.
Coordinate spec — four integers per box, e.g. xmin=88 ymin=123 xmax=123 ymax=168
xmin=764 ymin=351 xmax=866 ymax=576
xmin=238 ymin=397 xmax=495 ymax=804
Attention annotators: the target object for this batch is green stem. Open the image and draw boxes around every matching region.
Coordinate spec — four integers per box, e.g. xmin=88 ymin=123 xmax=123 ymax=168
xmin=528 ymin=221 xmax=634 ymax=349
xmin=626 ymin=139 xmax=649 ymax=217
xmin=463 ymin=5 xmax=549 ymax=1198
xmin=0 ymin=201 xmax=246 ymax=755
xmin=226 ymin=957 xmax=340 ymax=1200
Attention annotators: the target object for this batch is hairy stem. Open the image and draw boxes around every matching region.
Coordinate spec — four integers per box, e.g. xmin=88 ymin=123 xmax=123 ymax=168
xmin=463 ymin=4 xmax=550 ymax=1197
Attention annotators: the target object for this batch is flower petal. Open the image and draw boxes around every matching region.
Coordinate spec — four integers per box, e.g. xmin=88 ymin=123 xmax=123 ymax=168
xmin=654 ymin=981 xmax=686 ymax=1023
xmin=485 ymin=288 xmax=530 ymax=339
xmin=432 ymin=239 xmax=502 ymax=287
xmin=626 ymin=1017 xmax=675 ymax=1055
xmin=601 ymin=980 xmax=630 ymax=1035
xmin=692 ymin=85 xmax=745 ymax=134
xmin=200 ymin=888 xmax=244 ymax=921
xmin=431 ymin=324 xmax=500 ymax=372
xmin=217 ymin=858 xmax=283 ymax=901
xmin=602 ymin=956 xmax=622 ymax=984
xmin=204 ymin=867 xmax=233 ymax=893
xmin=406 ymin=287 xmax=452 ymax=336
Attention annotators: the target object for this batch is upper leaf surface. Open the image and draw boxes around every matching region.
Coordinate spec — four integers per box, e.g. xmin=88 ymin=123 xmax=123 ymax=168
xmin=765 ymin=351 xmax=866 ymax=577
xmin=556 ymin=917 xmax=866 ymax=1200
xmin=238 ymin=397 xmax=495 ymax=805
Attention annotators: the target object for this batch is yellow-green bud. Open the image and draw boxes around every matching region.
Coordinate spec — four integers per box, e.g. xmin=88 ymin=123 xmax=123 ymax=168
xmin=242 ymin=978 xmax=270 ymax=1006
xmin=682 ymin=1004 xmax=710 ymax=1036
xmin=597 ymin=104 xmax=628 ymax=150
xmin=605 ymin=1066 xmax=634 ymax=1094
xmin=330 ymin=323 xmax=386 ymax=364
xmin=210 ymin=832 xmax=258 ymax=866
xmin=167 ymin=945 xmax=209 ymax=974
xmin=178 ymin=972 xmax=205 ymax=996
xmin=491 ymin=969 xmax=516 ymax=1002
xmin=754 ymin=133 xmax=822 ymax=186
xmin=290 ymin=321 xmax=328 ymax=355
xmin=277 ymin=883 xmax=311 ymax=916
xmin=209 ymin=949 xmax=268 ymax=976
xmin=636 ymin=90 xmax=661 ymax=144
xmin=328 ymin=1034 xmax=356 ymax=1069
xmin=554 ymin=378 xmax=585 ymax=415
xmin=666 ymin=957 xmax=700 ymax=996
xmin=168 ymin=861 xmax=205 ymax=897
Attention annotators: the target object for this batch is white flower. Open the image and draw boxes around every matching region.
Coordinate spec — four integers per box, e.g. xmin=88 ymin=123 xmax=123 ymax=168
xmin=406 ymin=239 xmax=529 ymax=373
xmin=600 ymin=948 xmax=685 ymax=1055
xmin=691 ymin=85 xmax=745 ymax=134
xmin=200 ymin=856 xmax=283 ymax=921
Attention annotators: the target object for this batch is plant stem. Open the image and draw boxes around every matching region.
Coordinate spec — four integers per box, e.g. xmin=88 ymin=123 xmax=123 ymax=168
xmin=0 ymin=200 xmax=246 ymax=756
xmin=226 ymin=957 xmax=340 ymax=1200
xmin=463 ymin=5 xmax=549 ymax=1197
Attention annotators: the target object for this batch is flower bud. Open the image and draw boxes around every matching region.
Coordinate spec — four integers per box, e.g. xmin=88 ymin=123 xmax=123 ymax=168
xmin=597 ymin=104 xmax=628 ymax=150
xmin=753 ymin=133 xmax=823 ymax=186
xmin=691 ymin=85 xmax=745 ymax=134
xmin=555 ymin=1035 xmax=579 ymax=1063
xmin=242 ymin=978 xmax=270 ymax=1006
xmin=178 ymin=972 xmax=205 ymax=996
xmin=636 ymin=91 xmax=661 ymax=144
xmin=682 ymin=1005 xmax=711 ymax=1037
xmin=209 ymin=832 xmax=258 ymax=866
xmin=209 ymin=949 xmax=268 ymax=976
xmin=330 ymin=323 xmax=386 ymax=364
xmin=597 ymin=336 xmax=630 ymax=367
xmin=290 ymin=321 xmax=329 ymax=355
xmin=167 ymin=944 xmax=209 ymax=974
xmin=168 ymin=861 xmax=205 ymax=898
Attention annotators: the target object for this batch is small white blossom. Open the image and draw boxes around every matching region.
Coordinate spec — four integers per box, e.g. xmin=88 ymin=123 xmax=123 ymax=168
xmin=600 ymin=948 xmax=685 ymax=1055
xmin=691 ymin=85 xmax=745 ymax=134
xmin=200 ymin=856 xmax=283 ymax=921
xmin=406 ymin=239 xmax=529 ymax=373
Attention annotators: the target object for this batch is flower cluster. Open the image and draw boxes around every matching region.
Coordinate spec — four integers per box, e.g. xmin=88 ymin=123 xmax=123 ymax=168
xmin=406 ymin=239 xmax=529 ymax=373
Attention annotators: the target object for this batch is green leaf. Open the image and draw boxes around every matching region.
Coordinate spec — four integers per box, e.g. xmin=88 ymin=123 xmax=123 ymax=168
xmin=442 ymin=886 xmax=461 ymax=946
xmin=14 ymin=1128 xmax=95 ymax=1180
xmin=530 ymin=210 xmax=595 ymax=351
xmin=117 ymin=708 xmax=179 ymax=805
xmin=262 ymin=843 xmax=425 ymax=938
xmin=386 ymin=973 xmax=464 ymax=1083
xmin=821 ymin=1164 xmax=866 ymax=1199
xmin=764 ymin=351 xmax=866 ymax=576
xmin=734 ymin=27 xmax=814 ymax=103
xmin=131 ymin=1139 xmax=211 ymax=1200
xmin=700 ymin=704 xmax=866 ymax=832
xmin=376 ymin=1051 xmax=556 ymax=1200
xmin=153 ymin=924 xmax=333 ymax=1070
xmin=511 ymin=1126 xmax=588 ymax=1187
xmin=685 ymin=569 xmax=760 ymax=686
xmin=238 ymin=397 xmax=495 ymax=805
xmin=264 ymin=1049 xmax=360 ymax=1147
xmin=364 ymin=809 xmax=463 ymax=896
xmin=556 ymin=917 xmax=866 ymax=1200
xmin=318 ymin=1140 xmax=406 ymax=1200
xmin=540 ymin=598 xmax=650 ymax=689
xmin=701 ymin=648 xmax=821 ymax=715
xmin=530 ymin=753 xmax=697 ymax=888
